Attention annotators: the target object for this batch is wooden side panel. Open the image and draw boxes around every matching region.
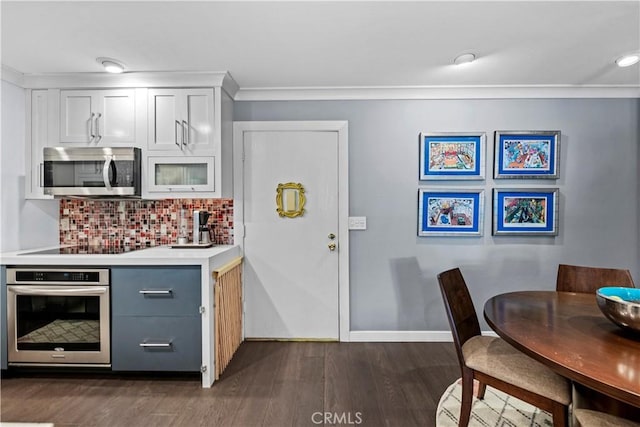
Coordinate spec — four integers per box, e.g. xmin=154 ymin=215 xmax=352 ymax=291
xmin=214 ymin=257 xmax=243 ymax=379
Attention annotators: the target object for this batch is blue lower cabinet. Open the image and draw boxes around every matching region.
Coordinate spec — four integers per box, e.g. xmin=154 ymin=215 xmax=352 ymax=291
xmin=110 ymin=266 xmax=202 ymax=372
xmin=111 ymin=316 xmax=201 ymax=371
xmin=111 ymin=266 xmax=201 ymax=316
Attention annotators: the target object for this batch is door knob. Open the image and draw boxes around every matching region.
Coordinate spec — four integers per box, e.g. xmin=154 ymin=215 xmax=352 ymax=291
xmin=328 ymin=242 xmax=337 ymax=251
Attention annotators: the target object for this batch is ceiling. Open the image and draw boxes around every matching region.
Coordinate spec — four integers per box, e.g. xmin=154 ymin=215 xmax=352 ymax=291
xmin=2 ymin=1 xmax=639 ymax=92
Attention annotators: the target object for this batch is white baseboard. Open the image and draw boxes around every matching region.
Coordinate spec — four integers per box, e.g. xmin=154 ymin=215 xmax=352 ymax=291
xmin=348 ymin=330 xmax=498 ymax=342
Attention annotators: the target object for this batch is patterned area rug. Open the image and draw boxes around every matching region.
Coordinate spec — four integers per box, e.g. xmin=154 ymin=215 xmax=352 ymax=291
xmin=436 ymin=379 xmax=552 ymax=427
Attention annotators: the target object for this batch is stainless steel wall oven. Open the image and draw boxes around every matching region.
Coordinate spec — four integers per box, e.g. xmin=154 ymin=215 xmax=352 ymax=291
xmin=6 ymin=267 xmax=110 ymax=366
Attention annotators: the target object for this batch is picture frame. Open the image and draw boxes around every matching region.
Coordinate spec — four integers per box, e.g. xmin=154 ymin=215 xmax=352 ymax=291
xmin=492 ymin=188 xmax=559 ymax=236
xmin=419 ymin=132 xmax=485 ymax=180
xmin=418 ymin=189 xmax=484 ymax=236
xmin=494 ymin=130 xmax=560 ymax=179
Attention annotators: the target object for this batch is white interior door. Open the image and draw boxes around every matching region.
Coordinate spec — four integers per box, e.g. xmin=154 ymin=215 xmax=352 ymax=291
xmin=238 ymin=123 xmax=347 ymax=340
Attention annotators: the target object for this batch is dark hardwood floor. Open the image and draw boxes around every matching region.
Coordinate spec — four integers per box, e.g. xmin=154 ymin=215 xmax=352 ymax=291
xmin=1 ymin=342 xmax=459 ymax=426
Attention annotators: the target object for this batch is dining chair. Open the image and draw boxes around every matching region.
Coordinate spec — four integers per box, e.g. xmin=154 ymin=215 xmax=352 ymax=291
xmin=437 ymin=268 xmax=571 ymax=427
xmin=574 ymin=409 xmax=640 ymax=427
xmin=556 ymin=264 xmax=635 ymax=293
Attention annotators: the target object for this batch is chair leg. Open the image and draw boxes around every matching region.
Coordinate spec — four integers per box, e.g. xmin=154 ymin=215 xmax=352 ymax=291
xmin=459 ymin=370 xmax=475 ymax=427
xmin=476 ymin=381 xmax=487 ymax=400
xmin=551 ymin=402 xmax=568 ymax=427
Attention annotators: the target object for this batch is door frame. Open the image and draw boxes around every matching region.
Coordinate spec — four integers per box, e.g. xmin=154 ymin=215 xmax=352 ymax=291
xmin=233 ymin=121 xmax=350 ymax=341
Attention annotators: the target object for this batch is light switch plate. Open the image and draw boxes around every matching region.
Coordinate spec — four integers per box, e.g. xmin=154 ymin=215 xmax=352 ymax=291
xmin=348 ymin=216 xmax=367 ymax=230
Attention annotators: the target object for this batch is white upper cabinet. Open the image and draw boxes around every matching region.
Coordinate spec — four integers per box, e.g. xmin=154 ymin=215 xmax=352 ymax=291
xmin=23 ymin=72 xmax=235 ymax=200
xmin=148 ymin=89 xmax=216 ymax=153
xmin=60 ymin=89 xmax=136 ymax=145
xmin=25 ymin=90 xmax=53 ymax=199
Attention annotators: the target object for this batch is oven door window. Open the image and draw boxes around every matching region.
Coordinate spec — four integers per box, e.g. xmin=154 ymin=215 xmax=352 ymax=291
xmin=16 ymin=294 xmax=102 ymax=351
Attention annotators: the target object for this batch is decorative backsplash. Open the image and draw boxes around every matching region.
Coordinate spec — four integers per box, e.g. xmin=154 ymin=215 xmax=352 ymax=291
xmin=59 ymin=199 xmax=233 ymax=248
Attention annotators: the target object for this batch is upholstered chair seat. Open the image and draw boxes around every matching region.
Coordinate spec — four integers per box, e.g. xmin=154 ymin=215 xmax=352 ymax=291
xmin=462 ymin=335 xmax=571 ymax=405
xmin=574 ymin=409 xmax=640 ymax=427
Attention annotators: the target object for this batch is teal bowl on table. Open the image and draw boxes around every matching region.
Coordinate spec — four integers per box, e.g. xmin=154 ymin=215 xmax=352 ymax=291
xmin=596 ymin=287 xmax=640 ymax=333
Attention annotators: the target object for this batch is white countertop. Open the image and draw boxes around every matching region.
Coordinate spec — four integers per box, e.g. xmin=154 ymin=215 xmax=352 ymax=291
xmin=0 ymin=245 xmax=238 ymax=266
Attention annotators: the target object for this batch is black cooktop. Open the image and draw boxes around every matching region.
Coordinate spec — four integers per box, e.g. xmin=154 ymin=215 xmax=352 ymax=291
xmin=22 ymin=246 xmax=147 ymax=255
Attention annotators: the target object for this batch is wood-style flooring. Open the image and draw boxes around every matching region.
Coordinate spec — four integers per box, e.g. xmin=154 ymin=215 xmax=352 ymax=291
xmin=0 ymin=342 xmax=459 ymax=426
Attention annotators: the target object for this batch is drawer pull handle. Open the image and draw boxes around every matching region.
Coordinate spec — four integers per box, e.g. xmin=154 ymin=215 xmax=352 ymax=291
xmin=139 ymin=289 xmax=173 ymax=295
xmin=139 ymin=342 xmax=172 ymax=348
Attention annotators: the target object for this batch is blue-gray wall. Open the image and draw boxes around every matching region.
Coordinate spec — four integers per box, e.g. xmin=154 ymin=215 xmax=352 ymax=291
xmin=235 ymin=98 xmax=640 ymax=331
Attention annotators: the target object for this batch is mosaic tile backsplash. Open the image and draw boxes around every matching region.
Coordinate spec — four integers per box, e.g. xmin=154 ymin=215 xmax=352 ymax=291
xmin=59 ymin=199 xmax=233 ymax=248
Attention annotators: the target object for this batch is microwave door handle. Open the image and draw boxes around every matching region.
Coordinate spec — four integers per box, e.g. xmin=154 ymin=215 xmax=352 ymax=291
xmin=103 ymin=156 xmax=113 ymax=191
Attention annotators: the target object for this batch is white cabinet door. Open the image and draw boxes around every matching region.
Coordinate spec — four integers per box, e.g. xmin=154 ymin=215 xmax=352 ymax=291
xmin=148 ymin=88 xmax=215 ymax=153
xmin=148 ymin=89 xmax=182 ymax=150
xmin=60 ymin=90 xmax=94 ymax=143
xmin=98 ymin=90 xmax=136 ymax=144
xmin=25 ymin=90 xmax=53 ymax=199
xmin=60 ymin=89 xmax=135 ymax=145
xmin=184 ymin=89 xmax=215 ymax=151
xmin=147 ymin=156 xmax=215 ymax=195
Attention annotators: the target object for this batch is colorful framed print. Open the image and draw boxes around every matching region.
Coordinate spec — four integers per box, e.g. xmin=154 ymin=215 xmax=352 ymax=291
xmin=419 ymin=132 xmax=485 ymax=180
xmin=418 ymin=189 xmax=484 ymax=236
xmin=492 ymin=188 xmax=559 ymax=236
xmin=494 ymin=130 xmax=560 ymax=179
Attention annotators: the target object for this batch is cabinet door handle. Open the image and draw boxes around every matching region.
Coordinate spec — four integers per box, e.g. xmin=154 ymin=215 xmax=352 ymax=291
xmin=139 ymin=341 xmax=173 ymax=348
xmin=90 ymin=113 xmax=96 ymax=138
xmin=175 ymin=120 xmax=181 ymax=148
xmin=182 ymin=120 xmax=189 ymax=146
xmin=39 ymin=163 xmax=44 ymax=187
xmin=139 ymin=289 xmax=173 ymax=295
xmin=95 ymin=113 xmax=102 ymax=140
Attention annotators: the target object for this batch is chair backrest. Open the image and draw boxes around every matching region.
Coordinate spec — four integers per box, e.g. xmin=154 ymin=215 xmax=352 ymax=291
xmin=437 ymin=268 xmax=481 ymax=368
xmin=556 ymin=264 xmax=635 ymax=293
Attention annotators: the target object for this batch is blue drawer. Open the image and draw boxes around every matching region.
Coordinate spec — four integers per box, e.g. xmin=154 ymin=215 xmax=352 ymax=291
xmin=111 ymin=266 xmax=200 ymax=316
xmin=111 ymin=315 xmax=201 ymax=372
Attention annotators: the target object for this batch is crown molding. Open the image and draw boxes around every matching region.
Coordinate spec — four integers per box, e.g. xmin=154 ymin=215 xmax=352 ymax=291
xmin=3 ymin=67 xmax=638 ymax=100
xmin=16 ymin=71 xmax=238 ymax=95
xmin=1 ymin=65 xmax=25 ymax=87
xmin=235 ymin=85 xmax=640 ymax=101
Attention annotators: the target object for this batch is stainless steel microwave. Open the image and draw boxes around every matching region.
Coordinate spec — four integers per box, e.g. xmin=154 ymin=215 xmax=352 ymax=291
xmin=43 ymin=147 xmax=141 ymax=198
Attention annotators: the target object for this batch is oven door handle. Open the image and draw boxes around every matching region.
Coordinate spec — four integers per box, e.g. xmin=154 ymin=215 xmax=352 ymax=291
xmin=8 ymin=286 xmax=108 ymax=296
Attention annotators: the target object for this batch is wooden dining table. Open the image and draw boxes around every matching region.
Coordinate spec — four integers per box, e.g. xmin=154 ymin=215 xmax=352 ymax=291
xmin=484 ymin=291 xmax=640 ymax=415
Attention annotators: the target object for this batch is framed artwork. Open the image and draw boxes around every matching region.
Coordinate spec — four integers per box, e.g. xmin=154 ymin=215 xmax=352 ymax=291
xmin=418 ymin=189 xmax=484 ymax=236
xmin=492 ymin=188 xmax=559 ymax=236
xmin=419 ymin=132 xmax=485 ymax=180
xmin=494 ymin=130 xmax=560 ymax=179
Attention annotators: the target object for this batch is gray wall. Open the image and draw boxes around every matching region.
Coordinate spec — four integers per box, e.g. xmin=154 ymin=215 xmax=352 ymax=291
xmin=1 ymin=80 xmax=59 ymax=252
xmin=235 ymin=98 xmax=640 ymax=331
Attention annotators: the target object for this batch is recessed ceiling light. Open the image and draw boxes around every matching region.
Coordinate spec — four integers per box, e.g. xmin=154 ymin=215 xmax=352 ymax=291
xmin=615 ymin=53 xmax=640 ymax=67
xmin=453 ymin=53 xmax=476 ymax=66
xmin=453 ymin=53 xmax=476 ymax=65
xmin=96 ymin=57 xmax=125 ymax=73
